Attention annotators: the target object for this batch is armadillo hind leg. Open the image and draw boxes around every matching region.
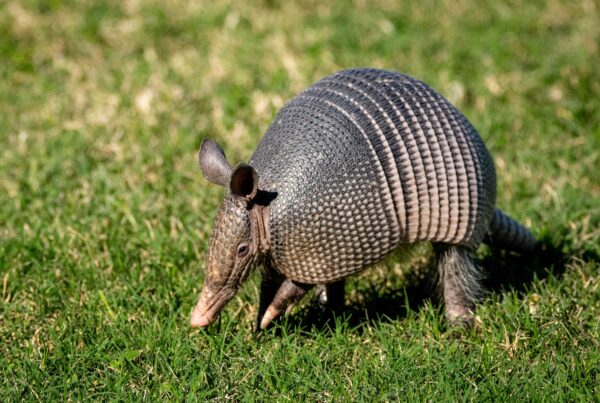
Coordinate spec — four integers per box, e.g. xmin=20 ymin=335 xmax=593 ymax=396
xmin=434 ymin=244 xmax=483 ymax=327
xmin=315 ymin=280 xmax=346 ymax=310
xmin=259 ymin=279 xmax=313 ymax=329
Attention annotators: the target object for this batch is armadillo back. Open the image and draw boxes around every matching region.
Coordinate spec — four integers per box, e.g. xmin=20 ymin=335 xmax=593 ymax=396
xmin=250 ymin=68 xmax=496 ymax=283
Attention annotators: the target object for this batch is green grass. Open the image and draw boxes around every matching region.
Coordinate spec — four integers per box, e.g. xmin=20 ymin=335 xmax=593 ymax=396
xmin=1 ymin=0 xmax=599 ymax=400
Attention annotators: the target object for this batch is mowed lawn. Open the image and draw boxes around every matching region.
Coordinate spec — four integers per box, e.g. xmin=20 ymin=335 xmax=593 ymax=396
xmin=1 ymin=0 xmax=599 ymax=400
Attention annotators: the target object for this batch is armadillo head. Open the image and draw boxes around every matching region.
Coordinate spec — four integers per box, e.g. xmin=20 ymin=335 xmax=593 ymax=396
xmin=191 ymin=139 xmax=268 ymax=328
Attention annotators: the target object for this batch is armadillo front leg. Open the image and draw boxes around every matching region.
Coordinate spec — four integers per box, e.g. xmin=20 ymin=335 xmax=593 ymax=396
xmin=256 ymin=267 xmax=285 ymax=332
xmin=434 ymin=244 xmax=483 ymax=327
xmin=259 ymin=279 xmax=313 ymax=329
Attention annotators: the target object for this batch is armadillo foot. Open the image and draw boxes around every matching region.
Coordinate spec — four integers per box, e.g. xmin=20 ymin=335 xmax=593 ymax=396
xmin=314 ymin=280 xmax=346 ymax=310
xmin=434 ymin=244 xmax=482 ymax=328
xmin=445 ymin=306 xmax=475 ymax=328
xmin=259 ymin=279 xmax=312 ymax=329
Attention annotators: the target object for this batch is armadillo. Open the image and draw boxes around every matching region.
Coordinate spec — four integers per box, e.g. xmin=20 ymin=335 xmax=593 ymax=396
xmin=191 ymin=68 xmax=536 ymax=330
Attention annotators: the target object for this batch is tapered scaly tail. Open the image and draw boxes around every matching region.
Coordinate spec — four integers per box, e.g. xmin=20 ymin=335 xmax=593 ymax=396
xmin=486 ymin=209 xmax=537 ymax=252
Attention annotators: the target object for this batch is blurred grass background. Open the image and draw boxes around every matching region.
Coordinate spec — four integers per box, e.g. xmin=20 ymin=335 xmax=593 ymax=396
xmin=0 ymin=0 xmax=598 ymax=400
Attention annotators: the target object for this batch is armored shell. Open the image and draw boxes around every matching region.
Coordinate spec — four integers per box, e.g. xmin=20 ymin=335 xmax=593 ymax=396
xmin=249 ymin=68 xmax=496 ymax=283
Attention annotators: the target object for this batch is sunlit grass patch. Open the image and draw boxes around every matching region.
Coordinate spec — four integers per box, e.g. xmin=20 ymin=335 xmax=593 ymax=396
xmin=1 ymin=0 xmax=599 ymax=400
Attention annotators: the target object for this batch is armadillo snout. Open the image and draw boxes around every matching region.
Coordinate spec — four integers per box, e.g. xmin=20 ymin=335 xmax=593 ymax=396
xmin=190 ymin=285 xmax=235 ymax=328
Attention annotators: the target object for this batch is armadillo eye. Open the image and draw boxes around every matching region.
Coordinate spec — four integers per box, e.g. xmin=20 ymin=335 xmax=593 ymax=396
xmin=237 ymin=243 xmax=249 ymax=258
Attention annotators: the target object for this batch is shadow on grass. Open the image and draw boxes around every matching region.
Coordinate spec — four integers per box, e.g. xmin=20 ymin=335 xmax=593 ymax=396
xmin=481 ymin=235 xmax=570 ymax=293
xmin=266 ymin=234 xmax=597 ymax=335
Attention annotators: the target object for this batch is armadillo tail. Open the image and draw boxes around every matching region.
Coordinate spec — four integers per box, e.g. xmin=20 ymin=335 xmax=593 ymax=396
xmin=485 ymin=208 xmax=537 ymax=252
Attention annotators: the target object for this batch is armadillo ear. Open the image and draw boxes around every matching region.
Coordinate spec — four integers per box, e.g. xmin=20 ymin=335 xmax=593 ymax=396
xmin=230 ymin=163 xmax=258 ymax=200
xmin=198 ymin=139 xmax=233 ymax=187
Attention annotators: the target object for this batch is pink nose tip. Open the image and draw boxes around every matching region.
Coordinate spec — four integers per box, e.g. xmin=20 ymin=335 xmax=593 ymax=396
xmin=190 ymin=310 xmax=212 ymax=328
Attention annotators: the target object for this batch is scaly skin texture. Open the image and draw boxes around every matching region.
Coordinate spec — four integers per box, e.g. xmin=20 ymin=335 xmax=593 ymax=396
xmin=205 ymin=197 xmax=252 ymax=288
xmin=192 ymin=68 xmax=537 ymax=330
xmin=190 ymin=196 xmax=255 ymax=327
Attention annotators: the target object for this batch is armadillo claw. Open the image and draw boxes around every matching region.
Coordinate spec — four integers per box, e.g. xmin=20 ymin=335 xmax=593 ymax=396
xmin=259 ymin=306 xmax=282 ymax=329
xmin=258 ymin=279 xmax=312 ymax=330
xmin=259 ymin=302 xmax=297 ymax=329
